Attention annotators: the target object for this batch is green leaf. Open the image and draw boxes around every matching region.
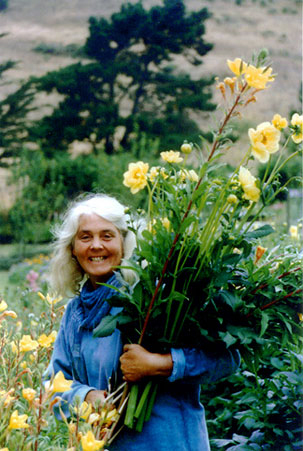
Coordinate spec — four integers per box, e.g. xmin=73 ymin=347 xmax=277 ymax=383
xmin=244 ymin=224 xmax=275 ymax=240
xmin=260 ymin=311 xmax=269 ymax=337
xmin=93 ymin=313 xmax=132 ymax=337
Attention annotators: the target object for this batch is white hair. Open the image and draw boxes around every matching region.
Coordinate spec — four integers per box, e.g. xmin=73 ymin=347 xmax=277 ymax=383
xmin=48 ymin=193 xmax=137 ymax=297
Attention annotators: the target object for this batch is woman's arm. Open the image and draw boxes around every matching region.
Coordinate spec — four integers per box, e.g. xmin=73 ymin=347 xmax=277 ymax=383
xmin=120 ymin=344 xmax=173 ymax=382
xmin=119 ymin=344 xmax=240 ymax=384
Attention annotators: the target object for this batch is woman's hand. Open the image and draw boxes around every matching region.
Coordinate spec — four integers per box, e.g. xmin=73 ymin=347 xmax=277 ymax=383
xmin=85 ymin=389 xmax=107 ymax=406
xmin=120 ymin=344 xmax=173 ymax=382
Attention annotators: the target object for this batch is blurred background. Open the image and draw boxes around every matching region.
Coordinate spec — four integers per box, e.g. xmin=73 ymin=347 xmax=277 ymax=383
xmin=0 ymin=0 xmax=302 ymax=290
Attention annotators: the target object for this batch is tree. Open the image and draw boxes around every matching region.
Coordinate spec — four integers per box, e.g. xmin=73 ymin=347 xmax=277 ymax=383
xmin=29 ymin=0 xmax=215 ymax=155
xmin=0 ymin=34 xmax=36 ymax=167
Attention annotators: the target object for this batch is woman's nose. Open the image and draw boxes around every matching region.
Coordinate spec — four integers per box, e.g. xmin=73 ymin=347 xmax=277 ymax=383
xmin=90 ymin=237 xmax=104 ymax=249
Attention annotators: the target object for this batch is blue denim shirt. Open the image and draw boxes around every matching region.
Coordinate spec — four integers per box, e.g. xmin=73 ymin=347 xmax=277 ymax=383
xmin=46 ymin=292 xmax=240 ymax=451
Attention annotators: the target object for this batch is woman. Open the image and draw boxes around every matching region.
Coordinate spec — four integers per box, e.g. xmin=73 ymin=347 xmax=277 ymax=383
xmin=46 ymin=193 xmax=240 ymax=451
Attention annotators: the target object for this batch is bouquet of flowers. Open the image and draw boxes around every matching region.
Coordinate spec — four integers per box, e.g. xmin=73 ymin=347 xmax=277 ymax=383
xmin=94 ymin=50 xmax=302 ymax=444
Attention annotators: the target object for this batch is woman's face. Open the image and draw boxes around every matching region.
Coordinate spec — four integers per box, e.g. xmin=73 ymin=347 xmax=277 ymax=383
xmin=72 ymin=213 xmax=123 ymax=289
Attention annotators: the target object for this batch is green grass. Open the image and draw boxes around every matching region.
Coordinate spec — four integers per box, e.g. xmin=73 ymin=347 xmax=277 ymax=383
xmin=0 ymin=270 xmax=9 ymax=292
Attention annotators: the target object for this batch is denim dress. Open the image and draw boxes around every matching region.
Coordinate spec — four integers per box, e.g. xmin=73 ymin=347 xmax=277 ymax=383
xmin=46 ymin=279 xmax=240 ymax=451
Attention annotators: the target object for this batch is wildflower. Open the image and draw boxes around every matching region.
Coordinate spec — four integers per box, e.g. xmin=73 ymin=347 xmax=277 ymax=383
xmin=224 ymin=76 xmax=237 ymax=94
xmin=180 ymin=142 xmax=193 ymax=154
xmin=0 ymin=448 xmax=9 ymax=451
xmin=123 ymin=161 xmax=149 ymax=194
xmin=73 ymin=401 xmax=92 ymax=420
xmin=26 ymin=270 xmax=39 ymax=292
xmin=161 ymin=217 xmax=171 ymax=231
xmin=227 ymin=194 xmax=238 ymax=204
xmin=290 ymin=113 xmax=303 ymax=143
xmin=0 ymin=389 xmax=15 ymax=406
xmin=9 ymin=410 xmax=29 ymax=429
xmin=51 ymin=371 xmax=73 ymax=393
xmin=238 ymin=167 xmax=260 ymax=202
xmin=289 ymin=225 xmax=299 ymax=239
xmin=272 ymin=114 xmax=288 ymax=130
xmin=248 ymin=121 xmax=280 ymax=163
xmin=244 ymin=65 xmax=275 ymax=90
xmin=22 ymin=388 xmax=36 ymax=403
xmin=216 ymin=81 xmax=226 ymax=99
xmin=148 ymin=166 xmax=168 ymax=182
xmin=160 ymin=151 xmax=183 ymax=164
xmin=254 ymin=245 xmax=267 ymax=264
xmin=37 ymin=292 xmax=62 ymax=305
xmin=21 ymin=362 xmax=27 ymax=369
xmin=88 ymin=413 xmax=101 ymax=424
xmin=20 ymin=335 xmax=39 ymax=352
xmin=11 ymin=341 xmax=18 ymax=353
xmin=179 ymin=169 xmax=199 ymax=183
xmin=81 ymin=430 xmax=104 ymax=451
xmin=0 ymin=300 xmax=7 ymax=312
xmin=1 ymin=310 xmax=17 ymax=319
xmin=38 ymin=331 xmax=57 ymax=348
xmin=227 ymin=58 xmax=247 ymax=76
xmin=298 ymin=313 xmax=303 ymax=322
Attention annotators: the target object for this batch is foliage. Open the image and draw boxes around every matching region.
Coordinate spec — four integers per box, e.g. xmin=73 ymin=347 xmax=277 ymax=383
xmin=7 ymin=149 xmax=159 ymax=243
xmin=27 ymin=0 xmax=215 ymax=155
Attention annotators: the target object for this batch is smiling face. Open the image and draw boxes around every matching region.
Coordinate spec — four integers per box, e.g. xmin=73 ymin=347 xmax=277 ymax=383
xmin=72 ymin=213 xmax=123 ymax=289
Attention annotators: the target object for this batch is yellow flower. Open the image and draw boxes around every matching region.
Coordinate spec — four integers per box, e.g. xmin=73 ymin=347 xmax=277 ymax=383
xmin=0 ymin=389 xmax=15 ymax=406
xmin=238 ymin=167 xmax=260 ymax=202
xmin=161 ymin=217 xmax=171 ymax=231
xmin=160 ymin=150 xmax=183 ymax=164
xmin=81 ymin=430 xmax=104 ymax=451
xmin=227 ymin=194 xmax=238 ymax=204
xmin=224 ymin=76 xmax=237 ymax=93
xmin=38 ymin=331 xmax=57 ymax=348
xmin=180 ymin=142 xmax=193 ymax=154
xmin=298 ymin=313 xmax=303 ymax=322
xmin=227 ymin=58 xmax=247 ymax=76
xmin=38 ymin=292 xmax=62 ymax=304
xmin=290 ymin=113 xmax=303 ymax=144
xmin=88 ymin=413 xmax=101 ymax=425
xmin=148 ymin=166 xmax=168 ymax=182
xmin=289 ymin=225 xmax=299 ymax=239
xmin=244 ymin=65 xmax=275 ymax=90
xmin=0 ymin=448 xmax=9 ymax=451
xmin=9 ymin=410 xmax=29 ymax=429
xmin=22 ymin=388 xmax=36 ymax=403
xmin=248 ymin=121 xmax=281 ymax=163
xmin=254 ymin=245 xmax=267 ymax=264
xmin=123 ymin=161 xmax=149 ymax=194
xmin=51 ymin=371 xmax=73 ymax=393
xmin=11 ymin=341 xmax=18 ymax=353
xmin=272 ymin=114 xmax=288 ymax=130
xmin=19 ymin=335 xmax=39 ymax=352
xmin=0 ymin=300 xmax=7 ymax=312
xmin=1 ymin=310 xmax=17 ymax=319
xmin=21 ymin=361 xmax=27 ymax=369
xmin=73 ymin=401 xmax=92 ymax=420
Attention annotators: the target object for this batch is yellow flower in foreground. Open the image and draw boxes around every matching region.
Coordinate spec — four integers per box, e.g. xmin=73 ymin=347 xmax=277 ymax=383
xmin=73 ymin=401 xmax=92 ymax=420
xmin=272 ymin=114 xmax=288 ymax=130
xmin=289 ymin=225 xmax=299 ymax=239
xmin=227 ymin=194 xmax=238 ymax=204
xmin=290 ymin=113 xmax=303 ymax=144
xmin=227 ymin=58 xmax=247 ymax=76
xmin=0 ymin=447 xmax=9 ymax=451
xmin=244 ymin=65 xmax=275 ymax=90
xmin=9 ymin=410 xmax=29 ymax=429
xmin=38 ymin=331 xmax=57 ymax=348
xmin=160 ymin=150 xmax=183 ymax=164
xmin=248 ymin=121 xmax=280 ymax=163
xmin=52 ymin=371 xmax=73 ymax=393
xmin=20 ymin=335 xmax=39 ymax=352
xmin=180 ymin=142 xmax=193 ymax=154
xmin=38 ymin=292 xmax=62 ymax=304
xmin=238 ymin=167 xmax=260 ymax=202
xmin=81 ymin=430 xmax=104 ymax=451
xmin=123 ymin=161 xmax=149 ymax=194
xmin=254 ymin=245 xmax=267 ymax=264
xmin=1 ymin=310 xmax=17 ymax=319
xmin=22 ymin=388 xmax=36 ymax=403
xmin=0 ymin=300 xmax=7 ymax=312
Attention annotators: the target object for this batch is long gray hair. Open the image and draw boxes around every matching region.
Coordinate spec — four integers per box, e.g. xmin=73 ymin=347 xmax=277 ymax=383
xmin=48 ymin=193 xmax=136 ymax=297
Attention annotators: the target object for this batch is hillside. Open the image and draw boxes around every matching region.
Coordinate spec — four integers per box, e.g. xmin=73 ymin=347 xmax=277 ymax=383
xmin=0 ymin=0 xmax=302 ymax=208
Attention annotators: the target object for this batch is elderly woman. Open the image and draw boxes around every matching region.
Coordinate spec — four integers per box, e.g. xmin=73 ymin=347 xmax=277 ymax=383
xmin=46 ymin=193 xmax=240 ymax=451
